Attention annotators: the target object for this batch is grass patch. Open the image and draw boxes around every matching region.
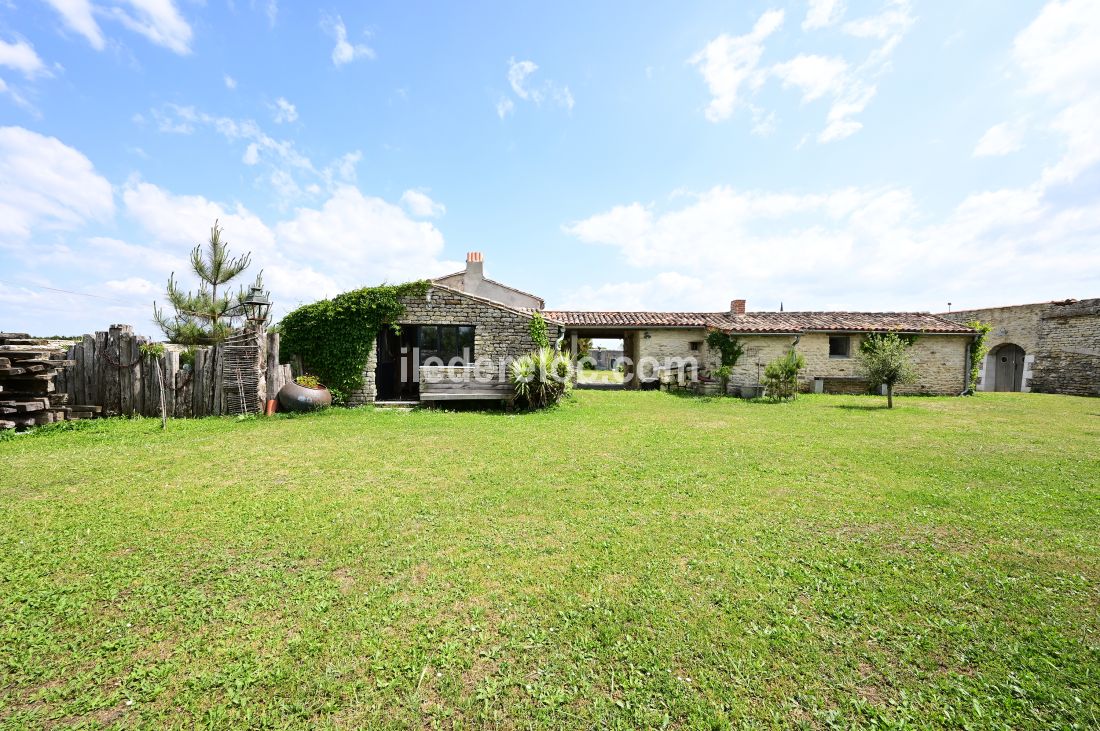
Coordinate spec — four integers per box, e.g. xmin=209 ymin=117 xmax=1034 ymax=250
xmin=1 ymin=392 xmax=1098 ymax=728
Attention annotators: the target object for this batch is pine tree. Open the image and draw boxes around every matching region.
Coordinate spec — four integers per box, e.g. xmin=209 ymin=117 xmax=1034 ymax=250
xmin=153 ymin=220 xmax=257 ymax=346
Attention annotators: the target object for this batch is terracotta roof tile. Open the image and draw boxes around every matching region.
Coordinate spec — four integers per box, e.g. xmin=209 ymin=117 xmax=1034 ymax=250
xmin=542 ymin=310 xmax=975 ymax=334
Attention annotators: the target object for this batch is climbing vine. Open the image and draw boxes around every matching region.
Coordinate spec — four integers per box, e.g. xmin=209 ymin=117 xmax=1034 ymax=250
xmin=279 ymin=281 xmax=431 ymax=404
xmin=965 ymin=319 xmax=993 ymax=394
xmin=529 ymin=311 xmax=550 ymax=349
xmin=706 ymin=329 xmax=745 ymax=367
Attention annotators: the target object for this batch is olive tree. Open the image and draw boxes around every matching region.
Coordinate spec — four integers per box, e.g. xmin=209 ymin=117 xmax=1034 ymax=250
xmin=856 ymin=332 xmax=918 ymax=408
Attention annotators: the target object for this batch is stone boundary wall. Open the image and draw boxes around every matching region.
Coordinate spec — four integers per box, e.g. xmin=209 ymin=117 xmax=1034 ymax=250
xmin=1030 ymin=299 xmax=1100 ymax=396
xmin=941 ymin=298 xmax=1099 ymax=396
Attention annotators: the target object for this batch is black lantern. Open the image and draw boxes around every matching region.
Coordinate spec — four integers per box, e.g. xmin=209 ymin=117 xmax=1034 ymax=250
xmin=243 ymin=284 xmax=271 ymax=325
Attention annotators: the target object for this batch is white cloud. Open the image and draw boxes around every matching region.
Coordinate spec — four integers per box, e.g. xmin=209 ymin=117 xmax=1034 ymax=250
xmin=841 ymin=0 xmax=913 ymax=41
xmin=0 ymin=126 xmax=114 ymax=241
xmin=150 ymin=103 xmax=346 ymax=205
xmin=689 ymin=10 xmax=784 ymax=122
xmin=771 ymin=54 xmax=849 ymax=102
xmin=118 ymin=179 xmax=459 ymax=316
xmin=44 ymin=0 xmax=106 ymax=50
xmin=224 ymin=74 xmax=237 ymax=90
xmin=264 ymin=0 xmax=278 ymax=28
xmin=803 ymin=0 xmax=845 ymax=31
xmin=104 ymin=276 xmax=160 ymax=295
xmin=507 ymin=58 xmax=539 ymax=100
xmin=1007 ymin=0 xmax=1100 ymax=187
xmin=560 ymin=272 xmax=708 ymax=311
xmin=691 ymin=2 xmax=912 ymax=142
xmin=400 ymin=189 xmax=446 ymax=218
xmin=0 ymin=37 xmax=48 ymax=78
xmin=503 ymin=57 xmax=574 ymax=113
xmin=322 ymin=15 xmax=375 ymax=67
xmin=973 ymin=121 xmax=1025 ymax=157
xmin=272 ymin=96 xmax=297 ymax=123
xmin=110 ymin=0 xmax=193 ymax=55
xmin=561 ymin=177 xmax=1100 ymax=311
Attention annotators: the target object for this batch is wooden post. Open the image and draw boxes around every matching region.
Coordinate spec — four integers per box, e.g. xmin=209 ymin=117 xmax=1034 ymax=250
xmin=164 ymin=350 xmax=178 ymax=419
xmin=191 ymin=349 xmax=203 ymax=417
xmin=73 ymin=342 xmax=85 ymax=405
xmin=212 ymin=343 xmax=224 ymax=416
xmin=132 ymin=335 xmax=145 ymax=416
xmin=105 ymin=326 xmax=121 ymax=416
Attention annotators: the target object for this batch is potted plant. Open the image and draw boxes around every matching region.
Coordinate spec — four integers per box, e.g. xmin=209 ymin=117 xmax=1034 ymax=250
xmin=277 ymin=374 xmax=332 ymax=412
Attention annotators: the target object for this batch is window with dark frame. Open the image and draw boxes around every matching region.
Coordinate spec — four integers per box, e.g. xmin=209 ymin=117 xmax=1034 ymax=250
xmin=829 ymin=335 xmax=851 ymax=358
xmin=689 ymin=341 xmax=702 ymax=351
xmin=417 ymin=325 xmax=475 ymax=364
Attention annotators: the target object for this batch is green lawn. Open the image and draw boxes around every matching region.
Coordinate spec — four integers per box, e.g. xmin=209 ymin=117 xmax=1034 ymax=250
xmin=1 ymin=392 xmax=1098 ymax=729
xmin=577 ymin=369 xmax=624 ymax=384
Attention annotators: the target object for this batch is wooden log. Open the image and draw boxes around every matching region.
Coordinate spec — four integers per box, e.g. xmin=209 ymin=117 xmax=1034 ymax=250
xmin=93 ymin=331 xmax=106 ymax=408
xmin=82 ymin=335 xmax=94 ymax=410
xmin=194 ymin=349 xmax=207 ymax=417
xmin=144 ymin=350 xmax=157 ymax=418
xmin=73 ymin=341 xmax=86 ymax=405
xmin=131 ymin=335 xmax=144 ymax=416
xmin=105 ymin=325 xmax=121 ymax=416
xmin=265 ymin=331 xmax=280 ymax=405
xmin=164 ymin=350 xmax=178 ymax=419
xmin=212 ymin=343 xmax=224 ymax=416
xmin=120 ymin=330 xmax=132 ymax=416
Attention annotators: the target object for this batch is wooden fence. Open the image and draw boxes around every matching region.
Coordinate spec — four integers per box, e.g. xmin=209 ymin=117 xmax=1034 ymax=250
xmin=54 ymin=324 xmax=292 ymax=419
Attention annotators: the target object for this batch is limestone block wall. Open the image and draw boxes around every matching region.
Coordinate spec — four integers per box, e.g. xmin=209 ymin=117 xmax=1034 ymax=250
xmin=1029 ymin=300 xmax=1100 ymax=396
xmin=942 ymin=299 xmax=1100 ymax=395
xmin=633 ymin=329 xmax=969 ymax=395
xmin=347 ymin=286 xmax=554 ymax=405
xmin=796 ymin=333 xmax=971 ymax=395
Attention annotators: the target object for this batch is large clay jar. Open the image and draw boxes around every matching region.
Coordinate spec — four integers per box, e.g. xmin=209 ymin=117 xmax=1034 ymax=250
xmin=277 ymin=381 xmax=332 ymax=412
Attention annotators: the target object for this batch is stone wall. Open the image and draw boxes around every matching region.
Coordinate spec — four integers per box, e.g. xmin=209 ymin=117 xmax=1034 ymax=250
xmin=636 ymin=328 xmax=970 ymax=395
xmin=347 ymin=285 xmax=553 ymax=405
xmin=941 ymin=299 xmax=1100 ymax=395
xmin=1029 ymin=300 xmax=1100 ymax=396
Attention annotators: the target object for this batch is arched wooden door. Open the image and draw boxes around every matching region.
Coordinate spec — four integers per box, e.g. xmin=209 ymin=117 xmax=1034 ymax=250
xmin=993 ymin=344 xmax=1025 ymax=392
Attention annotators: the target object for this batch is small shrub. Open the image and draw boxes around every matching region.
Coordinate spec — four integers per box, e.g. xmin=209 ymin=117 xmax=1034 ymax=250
xmin=295 ymin=374 xmax=323 ymax=389
xmin=763 ymin=351 xmax=806 ymax=400
xmin=179 ymin=347 xmax=196 ymax=370
xmin=715 ymin=365 xmax=733 ymax=394
xmin=509 ymin=347 xmax=573 ymax=409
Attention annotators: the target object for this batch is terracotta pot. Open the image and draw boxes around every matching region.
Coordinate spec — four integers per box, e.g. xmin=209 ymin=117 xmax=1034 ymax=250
xmin=277 ymin=381 xmax=332 ymax=412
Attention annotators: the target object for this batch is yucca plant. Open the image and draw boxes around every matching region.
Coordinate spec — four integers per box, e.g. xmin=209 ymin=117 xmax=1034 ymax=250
xmin=509 ymin=347 xmax=574 ymax=408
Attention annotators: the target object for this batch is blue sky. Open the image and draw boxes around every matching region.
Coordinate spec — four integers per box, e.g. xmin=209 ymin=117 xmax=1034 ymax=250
xmin=1 ymin=0 xmax=1098 ymax=335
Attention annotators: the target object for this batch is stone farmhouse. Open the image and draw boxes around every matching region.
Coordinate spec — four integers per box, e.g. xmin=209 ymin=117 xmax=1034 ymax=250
xmin=940 ymin=298 xmax=1100 ymax=396
xmin=347 ymin=252 xmax=981 ymax=404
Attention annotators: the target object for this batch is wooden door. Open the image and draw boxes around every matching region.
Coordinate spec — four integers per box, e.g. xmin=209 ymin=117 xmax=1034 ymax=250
xmin=994 ymin=344 xmax=1025 ymax=392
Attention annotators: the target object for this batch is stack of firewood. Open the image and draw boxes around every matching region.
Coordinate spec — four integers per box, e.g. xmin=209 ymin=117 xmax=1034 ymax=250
xmin=0 ymin=333 xmax=95 ymax=430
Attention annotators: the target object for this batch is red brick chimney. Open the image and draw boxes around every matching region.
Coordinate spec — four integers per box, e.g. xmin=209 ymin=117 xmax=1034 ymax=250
xmin=731 ymin=299 xmax=746 ymax=315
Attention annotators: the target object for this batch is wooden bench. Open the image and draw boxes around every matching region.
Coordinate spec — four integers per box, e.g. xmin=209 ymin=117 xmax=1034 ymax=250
xmin=418 ymin=366 xmax=515 ymax=404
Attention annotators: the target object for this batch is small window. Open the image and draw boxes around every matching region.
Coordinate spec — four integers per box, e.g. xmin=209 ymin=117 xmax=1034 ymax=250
xmin=689 ymin=341 xmax=702 ymax=351
xmin=829 ymin=335 xmax=850 ymax=358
